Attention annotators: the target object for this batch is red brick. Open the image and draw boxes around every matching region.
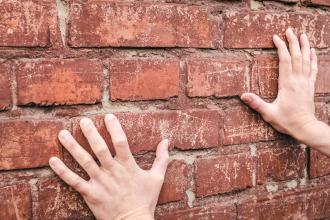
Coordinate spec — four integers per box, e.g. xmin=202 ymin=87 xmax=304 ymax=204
xmin=0 ymin=0 xmax=57 ymax=47
xmin=68 ymin=1 xmax=219 ymax=48
xmin=175 ymin=110 xmax=220 ymax=149
xmin=251 ymin=54 xmax=279 ymax=98
xmin=195 ymin=153 xmax=254 ymax=197
xmin=224 ymin=12 xmax=330 ymax=48
xmin=72 ymin=110 xmax=220 ymax=155
xmin=0 ymin=63 xmax=11 ymax=110
xmin=158 ymin=160 xmax=192 ymax=204
xmin=109 ymin=58 xmax=179 ymax=101
xmin=309 ymin=149 xmax=330 ymax=178
xmin=157 ymin=203 xmax=236 ymax=220
xmin=16 ymin=60 xmax=103 ymax=106
xmin=223 ymin=104 xmax=278 ymax=145
xmin=251 ymin=54 xmax=330 ymax=98
xmin=0 ymin=183 xmax=32 ymax=220
xmin=316 ymin=55 xmax=330 ymax=94
xmin=0 ymin=120 xmax=64 ymax=170
xmin=36 ymin=177 xmax=93 ymax=220
xmin=237 ymin=196 xmax=307 ymax=219
xmin=302 ymin=0 xmax=330 ymax=6
xmin=186 ymin=55 xmax=249 ymax=97
xmin=257 ymin=141 xmax=306 ymax=184
xmin=306 ymin=187 xmax=330 ymax=219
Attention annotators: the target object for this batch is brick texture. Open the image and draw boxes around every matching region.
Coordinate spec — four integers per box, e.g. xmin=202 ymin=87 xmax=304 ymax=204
xmin=157 ymin=203 xmax=236 ymax=220
xmin=256 ymin=141 xmax=306 ymax=184
xmin=0 ymin=0 xmax=58 ymax=47
xmin=0 ymin=63 xmax=11 ymax=110
xmin=158 ymin=160 xmax=192 ymax=204
xmin=224 ymin=12 xmax=330 ymax=48
xmin=36 ymin=177 xmax=93 ymax=220
xmin=1 ymin=1 xmax=330 ymax=219
xmin=109 ymin=58 xmax=180 ymax=101
xmin=68 ymin=1 xmax=219 ymax=48
xmin=302 ymin=0 xmax=330 ymax=6
xmin=16 ymin=60 xmax=103 ymax=106
xmin=310 ymin=149 xmax=330 ymax=178
xmin=186 ymin=55 xmax=249 ymax=97
xmin=195 ymin=153 xmax=254 ymax=197
xmin=0 ymin=183 xmax=32 ymax=220
xmin=0 ymin=120 xmax=64 ymax=170
xmin=223 ymin=104 xmax=279 ymax=145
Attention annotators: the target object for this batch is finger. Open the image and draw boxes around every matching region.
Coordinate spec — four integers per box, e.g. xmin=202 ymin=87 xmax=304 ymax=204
xmin=300 ymin=33 xmax=311 ymax=76
xmin=105 ymin=114 xmax=135 ymax=164
xmin=150 ymin=139 xmax=170 ymax=178
xmin=310 ymin=48 xmax=318 ymax=82
xmin=80 ymin=118 xmax=113 ymax=170
xmin=286 ymin=28 xmax=302 ymax=74
xmin=273 ymin=34 xmax=292 ymax=87
xmin=240 ymin=93 xmax=274 ymax=121
xmin=49 ymin=157 xmax=90 ymax=196
xmin=58 ymin=130 xmax=101 ymax=178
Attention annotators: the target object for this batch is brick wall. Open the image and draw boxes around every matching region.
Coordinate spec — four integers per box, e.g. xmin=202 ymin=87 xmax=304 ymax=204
xmin=0 ymin=0 xmax=330 ymax=219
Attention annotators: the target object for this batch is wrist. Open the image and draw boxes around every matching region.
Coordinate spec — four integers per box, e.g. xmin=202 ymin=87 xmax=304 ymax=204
xmin=114 ymin=206 xmax=154 ymax=220
xmin=291 ymin=118 xmax=323 ymax=145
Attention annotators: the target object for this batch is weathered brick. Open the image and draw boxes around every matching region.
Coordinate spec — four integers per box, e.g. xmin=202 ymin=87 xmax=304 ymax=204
xmin=68 ymin=1 xmax=218 ymax=48
xmin=72 ymin=110 xmax=220 ymax=155
xmin=0 ymin=0 xmax=57 ymax=47
xmin=251 ymin=54 xmax=330 ymax=98
xmin=0 ymin=120 xmax=64 ymax=170
xmin=0 ymin=183 xmax=32 ymax=220
xmin=257 ymin=141 xmax=306 ymax=184
xmin=306 ymin=187 xmax=330 ymax=219
xmin=223 ymin=104 xmax=278 ymax=145
xmin=309 ymin=149 xmax=330 ymax=178
xmin=158 ymin=160 xmax=192 ymax=204
xmin=224 ymin=12 xmax=330 ymax=48
xmin=109 ymin=58 xmax=180 ymax=101
xmin=36 ymin=177 xmax=93 ymax=220
xmin=16 ymin=60 xmax=103 ymax=106
xmin=195 ymin=153 xmax=254 ymax=197
xmin=237 ymin=196 xmax=307 ymax=219
xmin=157 ymin=203 xmax=236 ymax=220
xmin=251 ymin=54 xmax=279 ymax=98
xmin=0 ymin=63 xmax=11 ymax=110
xmin=302 ymin=0 xmax=330 ymax=6
xmin=175 ymin=110 xmax=220 ymax=149
xmin=316 ymin=55 xmax=330 ymax=94
xmin=186 ymin=55 xmax=249 ymax=98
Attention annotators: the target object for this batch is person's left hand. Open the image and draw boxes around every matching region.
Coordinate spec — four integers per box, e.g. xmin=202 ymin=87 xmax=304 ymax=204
xmin=49 ymin=114 xmax=170 ymax=220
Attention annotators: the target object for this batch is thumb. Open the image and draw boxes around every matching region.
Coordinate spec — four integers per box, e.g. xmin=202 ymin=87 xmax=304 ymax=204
xmin=150 ymin=139 xmax=170 ymax=178
xmin=240 ymin=93 xmax=273 ymax=117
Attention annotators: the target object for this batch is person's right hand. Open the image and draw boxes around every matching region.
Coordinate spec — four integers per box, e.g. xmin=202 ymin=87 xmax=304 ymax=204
xmin=241 ymin=28 xmax=318 ymax=141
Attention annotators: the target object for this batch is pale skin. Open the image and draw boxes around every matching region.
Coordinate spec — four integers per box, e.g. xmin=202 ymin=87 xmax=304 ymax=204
xmin=49 ymin=28 xmax=330 ymax=220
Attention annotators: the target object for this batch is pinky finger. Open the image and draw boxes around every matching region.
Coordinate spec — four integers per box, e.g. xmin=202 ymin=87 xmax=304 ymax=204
xmin=310 ymin=48 xmax=318 ymax=82
xmin=49 ymin=157 xmax=90 ymax=196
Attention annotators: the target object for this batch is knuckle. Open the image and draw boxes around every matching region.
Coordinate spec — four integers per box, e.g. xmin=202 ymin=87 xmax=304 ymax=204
xmin=82 ymin=157 xmax=95 ymax=170
xmin=113 ymin=138 xmax=128 ymax=148
xmin=95 ymin=147 xmax=109 ymax=158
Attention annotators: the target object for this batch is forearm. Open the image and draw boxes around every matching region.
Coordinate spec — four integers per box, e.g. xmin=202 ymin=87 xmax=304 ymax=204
xmin=294 ymin=120 xmax=330 ymax=156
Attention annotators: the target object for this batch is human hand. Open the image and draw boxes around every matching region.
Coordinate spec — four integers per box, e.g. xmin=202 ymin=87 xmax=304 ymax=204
xmin=241 ymin=28 xmax=318 ymax=141
xmin=49 ymin=114 xmax=170 ymax=220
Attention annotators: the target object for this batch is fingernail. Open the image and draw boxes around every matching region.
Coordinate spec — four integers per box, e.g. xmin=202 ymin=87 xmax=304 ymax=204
xmin=106 ymin=113 xmax=115 ymax=121
xmin=164 ymin=139 xmax=169 ymax=146
xmin=49 ymin=157 xmax=58 ymax=168
xmin=241 ymin=94 xmax=251 ymax=103
xmin=59 ymin=130 xmax=69 ymax=139
xmin=80 ymin=118 xmax=90 ymax=126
